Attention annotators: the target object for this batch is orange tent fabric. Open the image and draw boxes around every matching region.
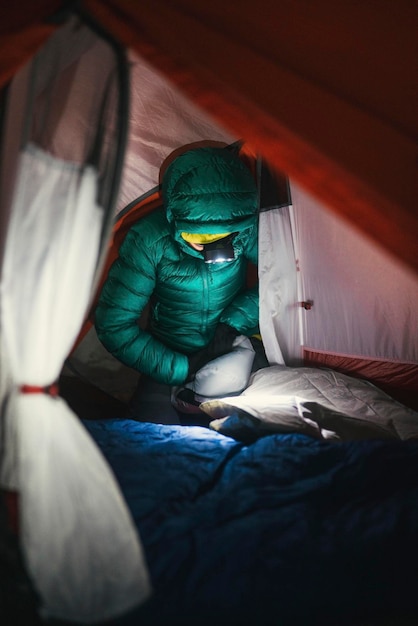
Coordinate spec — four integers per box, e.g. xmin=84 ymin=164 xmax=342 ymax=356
xmin=0 ymin=3 xmax=60 ymax=88
xmin=1 ymin=1 xmax=417 ymax=273
xmin=85 ymin=0 xmax=418 ymax=275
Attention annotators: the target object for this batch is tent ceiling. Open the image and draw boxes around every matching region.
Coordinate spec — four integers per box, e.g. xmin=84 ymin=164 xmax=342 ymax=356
xmin=1 ymin=1 xmax=417 ymax=272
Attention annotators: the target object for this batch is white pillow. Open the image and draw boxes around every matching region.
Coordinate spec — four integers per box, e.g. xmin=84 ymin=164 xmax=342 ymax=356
xmin=200 ymin=366 xmax=418 ymax=441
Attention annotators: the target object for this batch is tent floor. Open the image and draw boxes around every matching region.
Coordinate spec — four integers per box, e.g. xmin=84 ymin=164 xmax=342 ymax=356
xmin=59 ymin=375 xmax=128 ymax=420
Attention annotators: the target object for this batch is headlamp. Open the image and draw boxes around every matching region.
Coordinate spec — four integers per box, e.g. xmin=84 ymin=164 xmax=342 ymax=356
xmin=202 ymin=233 xmax=236 ymax=264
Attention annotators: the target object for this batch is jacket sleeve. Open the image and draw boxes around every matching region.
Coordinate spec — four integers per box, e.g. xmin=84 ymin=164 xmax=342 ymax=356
xmin=220 ymin=224 xmax=260 ymax=335
xmin=94 ymin=226 xmax=189 ymax=385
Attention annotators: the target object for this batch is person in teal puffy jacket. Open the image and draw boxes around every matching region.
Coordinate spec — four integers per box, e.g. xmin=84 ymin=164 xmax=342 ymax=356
xmin=95 ymin=146 xmax=267 ymax=423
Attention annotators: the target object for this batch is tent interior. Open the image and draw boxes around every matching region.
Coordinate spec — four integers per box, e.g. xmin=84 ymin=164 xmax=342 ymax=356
xmin=1 ymin=4 xmax=417 ymax=626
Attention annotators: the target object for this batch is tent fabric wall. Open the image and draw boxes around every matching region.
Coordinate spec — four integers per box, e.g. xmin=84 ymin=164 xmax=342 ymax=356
xmin=83 ymin=0 xmax=418 ymax=274
xmin=117 ymin=51 xmax=234 ymax=212
xmin=291 ymin=181 xmax=418 ymax=408
xmin=1 ymin=2 xmax=417 ymax=274
xmin=0 ymin=4 xmax=58 ymax=88
xmin=258 ymin=205 xmax=302 ymax=367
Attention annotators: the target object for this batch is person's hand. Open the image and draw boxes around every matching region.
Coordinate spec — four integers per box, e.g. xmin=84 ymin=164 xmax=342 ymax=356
xmin=187 ymin=349 xmax=210 ymax=378
xmin=187 ymin=323 xmax=239 ymax=379
xmin=206 ymin=323 xmax=238 ymax=360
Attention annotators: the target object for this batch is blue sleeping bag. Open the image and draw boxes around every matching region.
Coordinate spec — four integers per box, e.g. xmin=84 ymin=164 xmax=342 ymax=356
xmin=84 ymin=419 xmax=418 ymax=626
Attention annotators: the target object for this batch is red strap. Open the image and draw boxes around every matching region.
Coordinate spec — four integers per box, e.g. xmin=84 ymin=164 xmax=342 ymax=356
xmin=20 ymin=383 xmax=59 ymax=397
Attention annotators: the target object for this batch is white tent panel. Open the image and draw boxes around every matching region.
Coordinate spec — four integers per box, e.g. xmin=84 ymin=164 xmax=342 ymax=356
xmin=259 ymin=205 xmax=302 ymax=367
xmin=292 ymin=182 xmax=418 ymax=364
xmin=117 ymin=50 xmax=235 ymax=211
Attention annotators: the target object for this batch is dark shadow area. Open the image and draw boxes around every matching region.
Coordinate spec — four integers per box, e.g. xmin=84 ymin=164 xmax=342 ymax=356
xmin=59 ymin=375 xmax=127 ymax=420
xmin=0 ymin=493 xmax=42 ymax=626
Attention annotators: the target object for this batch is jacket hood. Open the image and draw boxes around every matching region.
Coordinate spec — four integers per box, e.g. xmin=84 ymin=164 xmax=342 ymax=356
xmin=162 ymin=147 xmax=258 ymax=237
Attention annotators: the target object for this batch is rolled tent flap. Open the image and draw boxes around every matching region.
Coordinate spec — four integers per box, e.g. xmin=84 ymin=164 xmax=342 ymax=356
xmin=0 ymin=16 xmax=151 ymax=623
xmin=258 ymin=204 xmax=301 ymax=367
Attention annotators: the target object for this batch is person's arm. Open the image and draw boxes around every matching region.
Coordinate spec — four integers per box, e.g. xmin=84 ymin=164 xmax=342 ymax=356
xmin=220 ymin=224 xmax=259 ymax=335
xmin=95 ymin=226 xmax=189 ymax=385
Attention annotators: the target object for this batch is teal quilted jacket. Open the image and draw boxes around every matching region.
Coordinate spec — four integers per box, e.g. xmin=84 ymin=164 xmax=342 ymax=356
xmin=95 ymin=147 xmax=259 ymax=385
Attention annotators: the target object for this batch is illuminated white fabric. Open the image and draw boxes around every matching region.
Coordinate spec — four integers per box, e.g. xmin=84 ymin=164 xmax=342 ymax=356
xmin=258 ymin=206 xmax=302 ymax=366
xmin=291 ymin=182 xmax=418 ymax=364
xmin=202 ymin=365 xmax=418 ymax=441
xmin=0 ymin=144 xmax=151 ymax=623
xmin=117 ymin=51 xmax=235 ymax=210
xmin=187 ymin=335 xmax=255 ymax=398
